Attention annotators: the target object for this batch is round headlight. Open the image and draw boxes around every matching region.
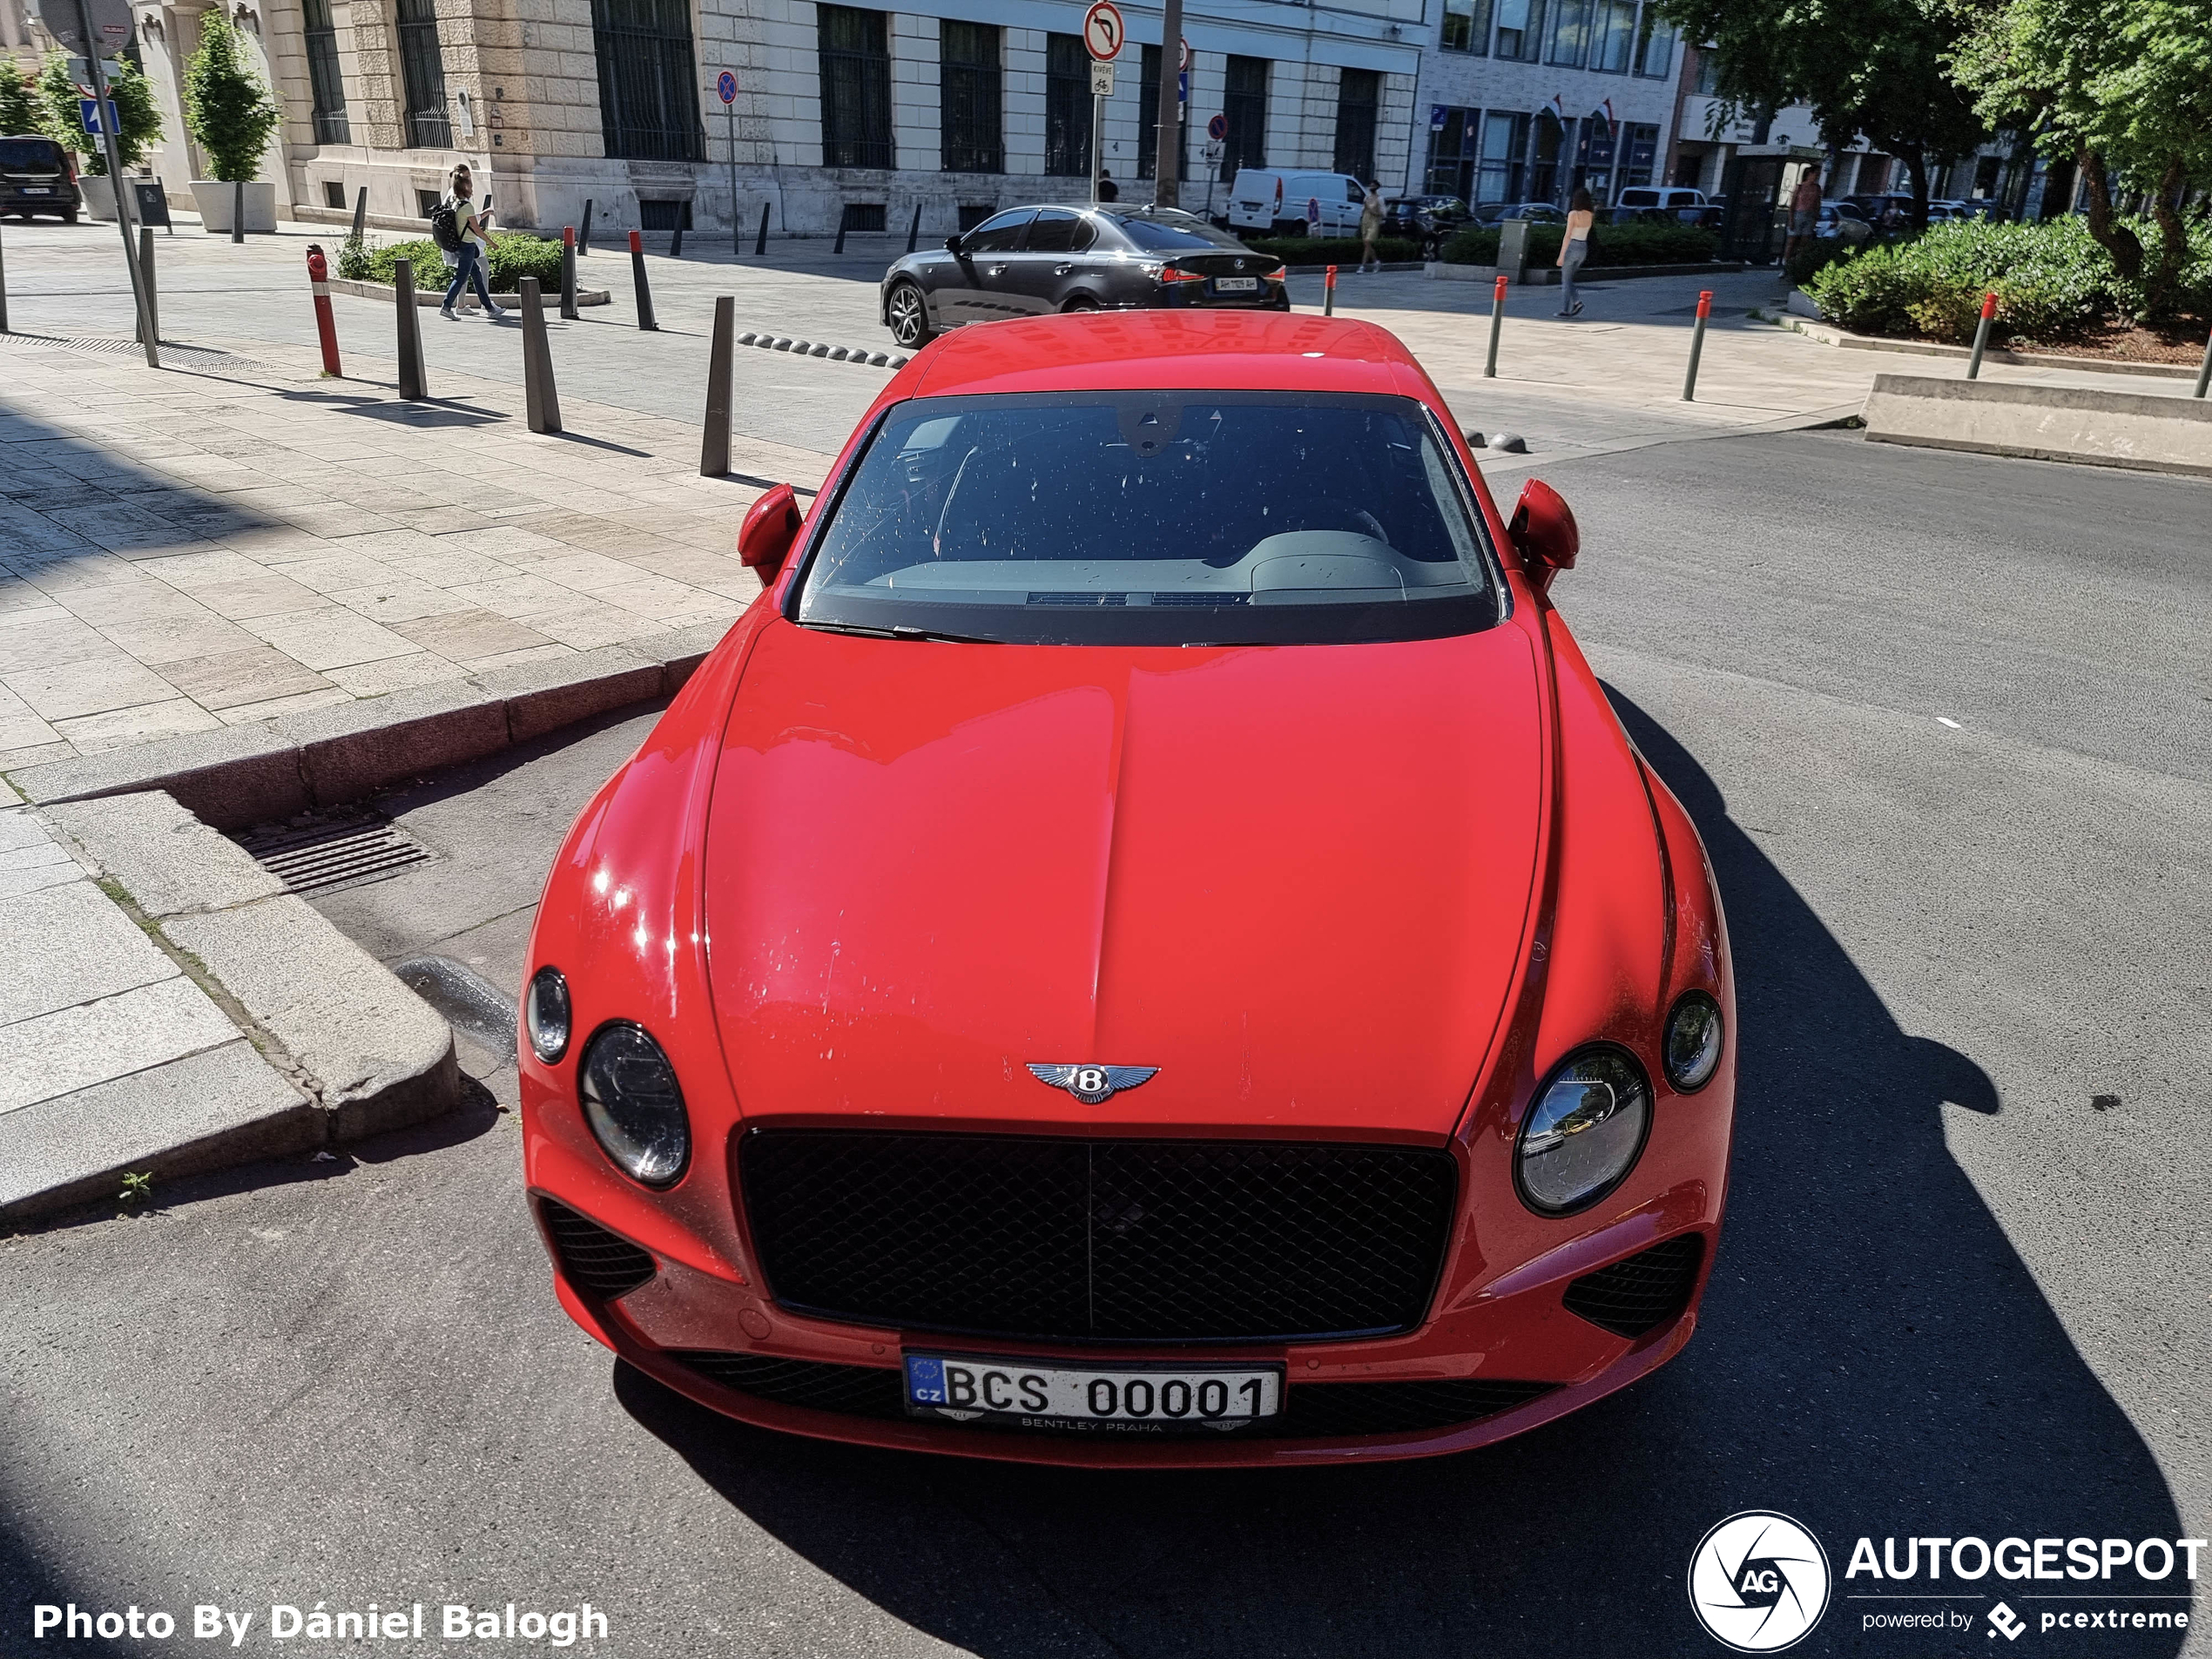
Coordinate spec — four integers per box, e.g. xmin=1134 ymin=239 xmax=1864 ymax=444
xmin=1515 ymin=1046 xmax=1651 ymax=1215
xmin=1662 ymin=991 xmax=1723 ymax=1093
xmin=578 ymin=1023 xmax=690 ymax=1187
xmin=523 ymin=966 xmax=570 ymax=1063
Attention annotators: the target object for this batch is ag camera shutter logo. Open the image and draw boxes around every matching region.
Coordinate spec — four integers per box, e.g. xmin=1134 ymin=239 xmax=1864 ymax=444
xmin=1689 ymin=1511 xmax=1832 ymax=1652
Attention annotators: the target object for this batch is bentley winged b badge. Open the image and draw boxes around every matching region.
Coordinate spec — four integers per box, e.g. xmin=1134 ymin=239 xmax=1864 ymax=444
xmin=1028 ymin=1063 xmax=1159 ymax=1106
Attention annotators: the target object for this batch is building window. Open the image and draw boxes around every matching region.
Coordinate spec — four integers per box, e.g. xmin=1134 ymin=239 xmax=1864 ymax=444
xmin=1221 ymin=54 xmax=1267 ymax=180
xmin=1690 ymin=45 xmax=1721 ymax=95
xmin=1621 ymin=121 xmax=1658 ymax=187
xmin=819 ymin=3 xmax=893 ymax=169
xmin=1590 ymin=0 xmax=1636 ymax=72
xmin=1332 ymin=68 xmax=1379 ymax=180
xmin=1045 ymin=32 xmax=1090 ymax=175
xmin=395 ymin=0 xmax=449 ymax=149
xmin=1527 ymin=112 xmax=1562 ymax=201
xmin=1440 ymin=0 xmax=1492 ymax=53
xmin=1494 ymin=0 xmax=1547 ymax=63
xmin=1479 ymin=111 xmax=1529 ymax=202
xmin=1547 ymin=0 xmax=1590 ymax=66
xmin=592 ymin=0 xmax=702 ymax=161
xmin=322 ymin=179 xmax=345 ymax=207
xmin=940 ymin=20 xmax=1001 ymax=172
xmin=1633 ymin=8 xmax=1676 ymax=78
xmin=302 ymin=0 xmax=348 ymax=143
xmin=1424 ymin=105 xmax=1476 ymax=199
xmin=1575 ymin=115 xmax=1615 ymax=199
xmin=1136 ymin=44 xmax=1187 ymax=181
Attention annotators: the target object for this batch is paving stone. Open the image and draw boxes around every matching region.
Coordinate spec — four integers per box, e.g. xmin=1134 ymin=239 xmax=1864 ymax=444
xmin=45 ymin=790 xmax=285 ymax=919
xmin=0 ymin=873 xmax=180 ymax=1028
xmin=0 ymin=975 xmax=240 ymax=1116
xmin=160 ymin=644 xmax=336 ymax=711
xmin=3 ymin=657 xmax=184 ymax=723
xmin=243 ymin=605 xmax=421 ymax=671
xmin=52 ymin=698 xmax=227 ymax=753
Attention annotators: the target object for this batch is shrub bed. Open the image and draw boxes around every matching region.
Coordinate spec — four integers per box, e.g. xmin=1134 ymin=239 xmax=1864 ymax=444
xmin=338 ymin=231 xmax=564 ymax=293
xmin=1800 ymin=216 xmax=2212 ymax=344
xmin=1440 ymin=220 xmax=1719 ymax=268
xmin=1241 ymin=235 xmax=1419 ymax=266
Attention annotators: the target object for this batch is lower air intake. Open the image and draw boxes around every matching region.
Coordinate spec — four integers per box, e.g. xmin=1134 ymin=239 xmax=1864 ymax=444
xmin=539 ymin=1199 xmax=656 ymax=1300
xmin=1562 ymin=1234 xmax=1705 ymax=1338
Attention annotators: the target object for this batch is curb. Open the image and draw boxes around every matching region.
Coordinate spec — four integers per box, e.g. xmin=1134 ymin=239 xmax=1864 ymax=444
xmin=327 ymin=275 xmax=613 ymax=308
xmin=4 ymin=792 xmax=463 ymax=1224
xmin=1779 ymin=315 xmax=2202 ymax=381
xmin=738 ymin=330 xmax=906 ymax=368
xmin=5 ymin=622 xmax=728 ymax=831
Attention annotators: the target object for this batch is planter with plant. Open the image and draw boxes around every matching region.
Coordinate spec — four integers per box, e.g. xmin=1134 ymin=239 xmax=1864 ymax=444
xmin=183 ymin=10 xmax=280 ymax=233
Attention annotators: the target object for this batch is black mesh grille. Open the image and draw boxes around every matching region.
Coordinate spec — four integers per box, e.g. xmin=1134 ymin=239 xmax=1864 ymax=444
xmin=669 ymin=1350 xmax=1551 ymax=1438
xmin=739 ymin=1130 xmax=1458 ymax=1343
xmin=1563 ymin=1234 xmax=1705 ymax=1338
xmin=673 ymin=1352 xmax=907 ymax=1419
xmin=539 ymin=1198 xmax=656 ymax=1300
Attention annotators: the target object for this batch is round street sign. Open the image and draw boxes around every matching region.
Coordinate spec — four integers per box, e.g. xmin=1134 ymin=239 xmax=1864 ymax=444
xmin=1082 ymin=0 xmax=1124 ymax=61
xmin=1179 ymin=35 xmax=1189 ymax=69
xmin=1206 ymin=112 xmax=1228 ymax=142
xmin=716 ymin=70 xmax=738 ymax=104
xmin=29 ymin=0 xmax=132 ymax=55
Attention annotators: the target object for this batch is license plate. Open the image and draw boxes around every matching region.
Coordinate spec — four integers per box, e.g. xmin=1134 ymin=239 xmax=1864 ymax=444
xmin=1213 ymin=277 xmax=1258 ymax=293
xmin=20 ymin=186 xmax=51 ymax=195
xmin=905 ymin=1352 xmax=1282 ymax=1433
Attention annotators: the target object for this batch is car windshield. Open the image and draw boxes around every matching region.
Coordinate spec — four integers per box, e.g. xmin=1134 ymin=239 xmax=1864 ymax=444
xmin=0 ymin=138 xmax=62 ymax=169
xmin=793 ymin=392 xmax=1501 ymax=647
xmin=1110 ymin=215 xmax=1244 ymax=253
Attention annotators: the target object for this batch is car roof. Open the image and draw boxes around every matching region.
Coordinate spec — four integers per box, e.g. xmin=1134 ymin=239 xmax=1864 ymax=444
xmin=900 ymin=311 xmax=1422 ymax=401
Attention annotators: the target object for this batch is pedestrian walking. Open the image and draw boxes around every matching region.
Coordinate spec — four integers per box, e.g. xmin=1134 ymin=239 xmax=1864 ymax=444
xmin=1097 ymin=171 xmax=1119 ymax=204
xmin=1555 ymin=187 xmax=1593 ymax=317
xmin=1783 ymin=165 xmax=1823 ymax=271
xmin=1359 ymin=183 xmax=1385 ymax=273
xmin=435 ymin=165 xmax=505 ymax=322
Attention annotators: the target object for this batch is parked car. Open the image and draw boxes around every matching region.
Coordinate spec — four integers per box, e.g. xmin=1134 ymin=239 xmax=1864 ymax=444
xmin=1224 ymin=169 xmax=1372 ymax=238
xmin=520 ymin=307 xmax=1737 ymax=1466
xmin=880 ymin=205 xmax=1288 ymax=348
xmin=0 ymin=135 xmax=81 ymax=223
xmin=1382 ymin=194 xmax=1471 ymax=258
xmin=1472 ymin=201 xmax=1567 ymax=226
xmin=1840 ymin=193 xmax=1919 ymax=231
xmin=1615 ymin=186 xmax=1706 ymax=212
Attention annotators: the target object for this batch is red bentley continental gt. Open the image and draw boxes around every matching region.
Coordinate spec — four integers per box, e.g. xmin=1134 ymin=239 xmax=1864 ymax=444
xmin=519 ymin=309 xmax=1736 ymax=1466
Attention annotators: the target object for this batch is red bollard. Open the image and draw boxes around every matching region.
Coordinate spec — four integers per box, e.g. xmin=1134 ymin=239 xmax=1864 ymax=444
xmin=1966 ymin=289 xmax=1999 ymax=379
xmin=305 ymin=242 xmax=341 ymax=376
xmin=1484 ymin=274 xmax=1507 ymax=378
xmin=1324 ymin=263 xmax=1338 ymax=316
xmin=1683 ymin=288 xmax=1712 ymax=401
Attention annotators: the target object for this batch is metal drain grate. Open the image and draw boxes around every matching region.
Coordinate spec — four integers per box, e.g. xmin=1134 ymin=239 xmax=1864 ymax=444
xmin=233 ymin=811 xmax=435 ymax=895
xmin=0 ymin=334 xmax=268 ymax=374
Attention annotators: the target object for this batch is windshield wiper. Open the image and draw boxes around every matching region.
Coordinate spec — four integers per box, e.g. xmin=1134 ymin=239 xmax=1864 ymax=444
xmin=799 ymin=619 xmax=999 ymax=644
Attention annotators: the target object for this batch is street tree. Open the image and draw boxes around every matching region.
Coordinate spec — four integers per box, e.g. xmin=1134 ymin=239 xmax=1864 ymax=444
xmin=183 ymin=10 xmax=280 ymax=182
xmin=0 ymin=57 xmax=42 ymax=138
xmin=1949 ymin=0 xmax=2212 ymax=315
xmin=36 ymin=52 xmax=164 ymax=174
xmin=1658 ymin=0 xmax=1986 ymax=229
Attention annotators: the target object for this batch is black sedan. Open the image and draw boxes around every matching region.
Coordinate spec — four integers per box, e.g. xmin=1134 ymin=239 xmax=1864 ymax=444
xmin=880 ymin=205 xmax=1288 ymax=347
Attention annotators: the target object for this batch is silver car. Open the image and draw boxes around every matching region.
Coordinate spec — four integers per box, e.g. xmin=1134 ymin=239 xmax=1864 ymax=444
xmin=880 ymin=204 xmax=1290 ymax=348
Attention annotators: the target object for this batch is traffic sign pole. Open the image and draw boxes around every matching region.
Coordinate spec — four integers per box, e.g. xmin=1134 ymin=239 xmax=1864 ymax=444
xmin=1081 ymin=1 xmax=1122 ymax=210
xmin=1153 ymin=0 xmax=1182 ymax=208
xmin=71 ymin=0 xmax=156 ymax=367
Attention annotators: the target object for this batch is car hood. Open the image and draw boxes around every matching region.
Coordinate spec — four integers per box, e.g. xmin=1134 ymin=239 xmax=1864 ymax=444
xmin=702 ymin=618 xmax=1546 ymax=1139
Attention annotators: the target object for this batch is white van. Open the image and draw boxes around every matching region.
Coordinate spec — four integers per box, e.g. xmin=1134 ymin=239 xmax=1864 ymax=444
xmin=1225 ymin=170 xmax=1372 ymax=238
xmin=1615 ymin=186 xmax=1707 ymax=211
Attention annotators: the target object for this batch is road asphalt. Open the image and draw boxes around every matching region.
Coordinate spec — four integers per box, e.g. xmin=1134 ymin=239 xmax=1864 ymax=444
xmin=2 ymin=432 xmax=2207 ymax=1657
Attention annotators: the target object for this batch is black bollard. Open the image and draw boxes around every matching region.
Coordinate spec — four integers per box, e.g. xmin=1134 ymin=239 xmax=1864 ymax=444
xmin=670 ymin=212 xmax=684 ymax=258
xmin=0 ymin=219 xmax=9 ymax=333
xmin=394 ymin=258 xmax=426 ymax=401
xmin=349 ymin=185 xmax=368 ymax=246
xmin=231 ymin=179 xmax=244 ymax=245
xmin=833 ymin=204 xmax=849 ymax=255
xmin=905 ymin=202 xmax=921 ymax=254
xmin=520 ymin=277 xmax=562 ymax=435
xmin=701 ymin=295 xmax=733 ymax=477
xmin=133 ymin=227 xmax=157 ymax=344
xmin=578 ymin=199 xmax=593 ymax=256
xmin=753 ymin=201 xmax=769 ymax=258
xmin=559 ymin=227 xmax=578 ymax=320
xmin=628 ymin=230 xmax=658 ymax=331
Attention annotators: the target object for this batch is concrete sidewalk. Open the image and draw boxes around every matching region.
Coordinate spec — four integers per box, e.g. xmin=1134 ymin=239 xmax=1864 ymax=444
xmin=0 ymin=327 xmax=826 ymax=772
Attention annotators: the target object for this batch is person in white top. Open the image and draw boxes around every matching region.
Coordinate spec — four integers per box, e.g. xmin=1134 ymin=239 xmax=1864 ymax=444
xmin=440 ymin=164 xmax=505 ymax=321
xmin=1556 ymin=186 xmax=1594 ymax=318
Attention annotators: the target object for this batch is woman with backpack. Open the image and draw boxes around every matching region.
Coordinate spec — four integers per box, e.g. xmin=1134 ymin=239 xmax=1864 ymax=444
xmin=437 ymin=165 xmax=504 ymax=321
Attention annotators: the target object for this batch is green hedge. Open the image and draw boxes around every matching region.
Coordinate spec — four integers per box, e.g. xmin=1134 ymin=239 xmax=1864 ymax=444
xmin=342 ymin=231 xmax=564 ymax=293
xmin=1440 ymin=220 xmax=1719 ymax=268
xmin=1800 ymin=217 xmax=2212 ymax=343
xmin=1241 ymin=235 xmax=1420 ymax=266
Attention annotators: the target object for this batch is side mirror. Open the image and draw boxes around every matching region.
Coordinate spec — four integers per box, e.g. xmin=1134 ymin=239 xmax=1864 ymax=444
xmin=1507 ymin=478 xmax=1579 ymax=593
xmin=943 ymin=233 xmax=964 ymax=255
xmin=738 ymin=483 xmax=804 ymax=581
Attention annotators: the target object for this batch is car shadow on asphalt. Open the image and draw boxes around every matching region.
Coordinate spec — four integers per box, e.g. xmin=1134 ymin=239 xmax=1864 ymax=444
xmin=610 ymin=690 xmax=2184 ymax=1659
